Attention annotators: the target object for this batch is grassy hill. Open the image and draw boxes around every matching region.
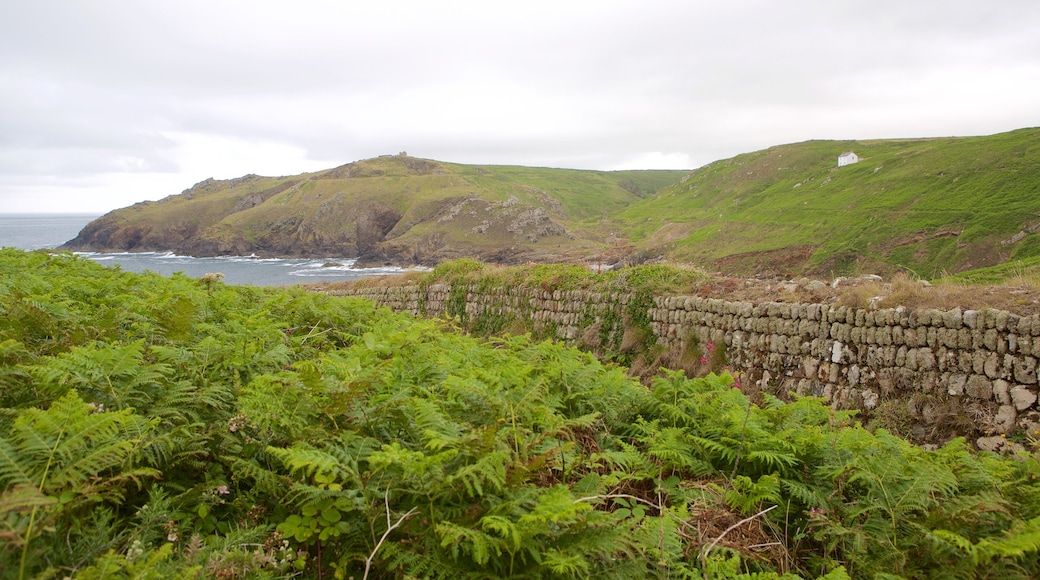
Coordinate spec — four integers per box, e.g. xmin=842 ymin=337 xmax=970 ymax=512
xmin=62 ymin=155 xmax=685 ymax=265
xmin=620 ymin=127 xmax=1040 ymax=278
xmin=64 ymin=128 xmax=1040 ymax=278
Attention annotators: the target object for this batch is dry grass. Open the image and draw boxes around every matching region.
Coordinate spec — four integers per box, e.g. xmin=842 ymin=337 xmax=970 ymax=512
xmin=711 ymin=271 xmax=1040 ymax=317
xmin=312 ymin=264 xmax=1040 ymax=318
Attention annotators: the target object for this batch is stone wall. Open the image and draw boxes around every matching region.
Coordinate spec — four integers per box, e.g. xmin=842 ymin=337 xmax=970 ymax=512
xmin=329 ymin=284 xmax=1040 ymax=446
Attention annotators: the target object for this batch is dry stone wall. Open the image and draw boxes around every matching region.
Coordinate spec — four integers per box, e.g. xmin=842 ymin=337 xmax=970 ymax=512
xmin=331 ymin=284 xmax=1040 ymax=445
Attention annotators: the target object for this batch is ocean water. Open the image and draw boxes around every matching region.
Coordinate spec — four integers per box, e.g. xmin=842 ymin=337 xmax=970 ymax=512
xmin=0 ymin=213 xmax=421 ymax=286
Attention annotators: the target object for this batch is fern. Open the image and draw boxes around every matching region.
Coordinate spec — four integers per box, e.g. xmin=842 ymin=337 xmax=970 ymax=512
xmin=0 ymin=390 xmax=158 ymax=578
xmin=724 ymin=475 xmax=781 ymax=515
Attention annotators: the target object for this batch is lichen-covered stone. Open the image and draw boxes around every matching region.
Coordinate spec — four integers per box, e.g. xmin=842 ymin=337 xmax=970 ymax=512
xmin=1014 ymin=356 xmax=1038 ymax=384
xmin=1011 ymin=385 xmax=1038 ymax=411
xmin=994 ymin=405 xmax=1017 ymax=433
xmin=965 ymin=375 xmax=993 ymax=400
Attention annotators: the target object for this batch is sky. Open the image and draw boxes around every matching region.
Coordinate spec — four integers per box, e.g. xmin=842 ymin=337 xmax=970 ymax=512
xmin=1 ymin=0 xmax=1039 ymax=214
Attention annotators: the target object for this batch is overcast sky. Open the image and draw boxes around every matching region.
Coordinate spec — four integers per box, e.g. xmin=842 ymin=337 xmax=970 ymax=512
xmin=2 ymin=0 xmax=1039 ymax=214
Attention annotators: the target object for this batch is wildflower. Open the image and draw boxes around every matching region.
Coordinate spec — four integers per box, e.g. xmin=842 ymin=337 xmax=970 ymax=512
xmin=217 ymin=485 xmax=230 ymax=495
xmin=700 ymin=356 xmax=708 ymax=365
xmin=228 ymin=414 xmax=247 ymax=433
xmin=167 ymin=533 xmax=179 ymax=542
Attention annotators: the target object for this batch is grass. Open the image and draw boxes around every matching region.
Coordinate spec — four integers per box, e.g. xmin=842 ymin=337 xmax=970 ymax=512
xmin=66 ymin=128 xmax=1040 ymax=281
xmin=415 ymin=259 xmax=713 ymax=296
xmin=317 ymin=257 xmax=1040 ymax=318
xmin=619 ymin=127 xmax=1040 ymax=277
xmin=65 ymin=155 xmax=686 ymax=261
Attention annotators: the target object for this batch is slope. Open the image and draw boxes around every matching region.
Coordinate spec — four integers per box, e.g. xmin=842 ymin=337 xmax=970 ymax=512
xmin=62 ymin=155 xmax=686 ymax=265
xmin=619 ymin=127 xmax=1040 ymax=277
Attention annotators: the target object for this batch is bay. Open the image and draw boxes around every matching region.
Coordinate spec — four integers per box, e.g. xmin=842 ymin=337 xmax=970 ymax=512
xmin=0 ymin=213 xmax=420 ymax=286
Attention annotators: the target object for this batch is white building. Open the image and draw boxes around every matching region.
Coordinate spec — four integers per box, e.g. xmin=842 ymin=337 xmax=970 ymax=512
xmin=837 ymin=151 xmax=860 ymax=167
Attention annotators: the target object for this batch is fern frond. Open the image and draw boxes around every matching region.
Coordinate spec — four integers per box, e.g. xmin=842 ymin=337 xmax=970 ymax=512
xmin=224 ymin=455 xmax=287 ymax=497
xmin=4 ymin=390 xmax=156 ymax=501
xmin=267 ymin=444 xmax=347 ymax=480
xmin=0 ymin=438 xmax=34 ymax=488
xmin=975 ymin=515 xmax=1040 ymax=562
xmin=435 ymin=520 xmax=498 ymax=565
xmin=445 ymin=449 xmax=508 ymax=498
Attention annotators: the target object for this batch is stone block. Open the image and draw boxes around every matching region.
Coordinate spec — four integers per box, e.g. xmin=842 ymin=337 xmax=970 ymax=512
xmin=994 ymin=405 xmax=1017 ymax=433
xmin=984 ymin=353 xmax=1000 ymax=379
xmin=947 ymin=373 xmax=967 ymax=396
xmin=993 ymin=379 xmax=1011 ymax=405
xmin=905 ymin=348 xmax=918 ymax=370
xmin=965 ymin=375 xmax=993 ymax=400
xmin=861 ymin=388 xmax=879 ymax=409
xmin=1019 ymin=335 xmax=1032 ymax=355
xmin=976 ymin=435 xmax=1006 ymax=453
xmin=1014 ymin=356 xmax=1038 ymax=384
xmin=882 ymin=346 xmax=897 ymax=366
xmin=918 ymin=348 xmax=936 ymax=371
xmin=1008 ymin=314 xmax=1021 ymax=333
xmin=787 ymin=335 xmax=802 ymax=355
xmin=1011 ymin=386 xmax=1038 ymax=411
xmin=963 ymin=309 xmax=979 ymax=329
xmin=983 ymin=329 xmax=999 ymax=351
xmin=1023 ymin=315 xmax=1038 ymax=336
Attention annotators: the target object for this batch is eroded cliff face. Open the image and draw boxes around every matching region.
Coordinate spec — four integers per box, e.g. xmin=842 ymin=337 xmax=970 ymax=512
xmin=62 ymin=156 xmax=606 ymax=265
xmin=59 ymin=164 xmax=663 ymax=267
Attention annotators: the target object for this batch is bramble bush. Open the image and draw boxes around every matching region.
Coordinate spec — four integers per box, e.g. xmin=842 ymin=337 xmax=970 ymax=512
xmin=1 ymin=248 xmax=1039 ymax=579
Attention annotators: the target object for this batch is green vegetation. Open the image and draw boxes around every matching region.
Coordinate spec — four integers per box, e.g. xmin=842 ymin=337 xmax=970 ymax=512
xmin=939 ymin=255 xmax=1040 ymax=286
xmin=63 ymin=128 xmax=1040 ymax=279
xmin=414 ymin=260 xmax=712 ymax=367
xmin=62 ymin=156 xmax=686 ymax=265
xmin=618 ymin=128 xmax=1040 ymax=277
xmin=2 ymin=248 xmax=1040 ymax=578
xmin=421 ymin=258 xmax=710 ymax=296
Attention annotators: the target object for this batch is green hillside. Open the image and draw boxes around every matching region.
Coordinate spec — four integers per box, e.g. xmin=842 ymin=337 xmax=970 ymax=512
xmin=62 ymin=155 xmax=686 ymax=266
xmin=620 ymin=128 xmax=1040 ymax=277
xmin=63 ymin=128 xmax=1040 ymax=278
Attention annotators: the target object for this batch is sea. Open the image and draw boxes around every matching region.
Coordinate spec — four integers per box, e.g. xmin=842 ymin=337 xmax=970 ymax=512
xmin=0 ymin=213 xmax=422 ymax=286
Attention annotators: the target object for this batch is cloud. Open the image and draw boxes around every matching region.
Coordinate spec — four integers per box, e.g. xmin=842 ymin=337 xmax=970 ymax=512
xmin=2 ymin=0 xmax=1039 ymax=213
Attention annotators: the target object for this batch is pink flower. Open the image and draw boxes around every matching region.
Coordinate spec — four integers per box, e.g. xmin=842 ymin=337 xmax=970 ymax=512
xmin=217 ymin=485 xmax=230 ymax=495
xmin=700 ymin=356 xmax=708 ymax=365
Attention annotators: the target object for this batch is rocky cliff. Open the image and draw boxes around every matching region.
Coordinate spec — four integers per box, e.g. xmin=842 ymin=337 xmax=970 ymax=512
xmin=62 ymin=156 xmax=686 ymax=266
